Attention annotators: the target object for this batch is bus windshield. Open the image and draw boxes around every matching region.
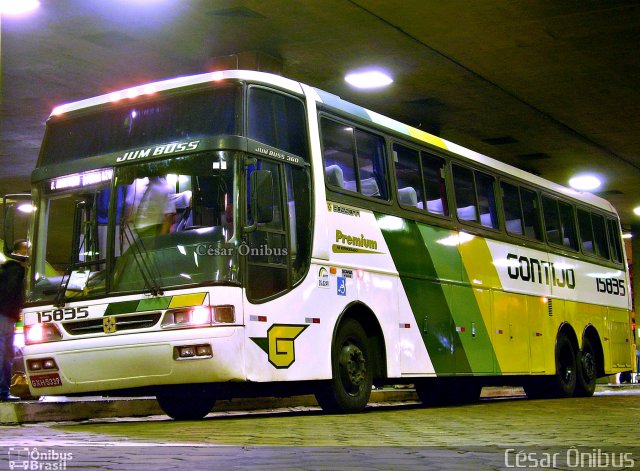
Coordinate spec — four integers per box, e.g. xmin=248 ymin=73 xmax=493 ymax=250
xmin=29 ymin=152 xmax=240 ymax=303
xmin=39 ymin=83 xmax=241 ymax=166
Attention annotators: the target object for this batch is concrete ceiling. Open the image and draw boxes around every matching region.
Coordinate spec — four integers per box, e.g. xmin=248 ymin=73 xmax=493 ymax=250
xmin=1 ymin=0 xmax=639 ymax=228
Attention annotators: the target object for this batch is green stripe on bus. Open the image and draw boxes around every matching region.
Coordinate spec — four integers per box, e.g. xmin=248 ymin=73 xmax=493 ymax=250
xmin=137 ymin=297 xmax=172 ymax=311
xmin=104 ymin=300 xmax=139 ymax=316
xmin=377 ymin=215 xmax=499 ymax=375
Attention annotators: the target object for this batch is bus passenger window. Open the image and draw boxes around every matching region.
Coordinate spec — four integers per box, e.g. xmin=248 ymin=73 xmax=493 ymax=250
xmin=476 ymin=172 xmax=498 ymax=228
xmin=321 ymin=117 xmax=387 ymax=199
xmin=393 ymin=144 xmax=423 ymax=208
xmin=558 ymin=201 xmax=578 ymax=250
xmin=592 ymin=213 xmax=609 ymax=259
xmin=542 ymin=196 xmax=562 ymax=245
xmin=355 ymin=129 xmax=387 ymax=199
xmin=502 ymin=182 xmax=523 ymax=235
xmin=607 ymin=219 xmax=623 ymax=263
xmin=321 ymin=118 xmax=356 ymax=189
xmin=578 ymin=209 xmax=595 ymax=255
xmin=453 ymin=165 xmax=477 ymax=222
xmin=521 ymin=188 xmax=542 ymax=241
xmin=422 ymin=153 xmax=448 ymax=216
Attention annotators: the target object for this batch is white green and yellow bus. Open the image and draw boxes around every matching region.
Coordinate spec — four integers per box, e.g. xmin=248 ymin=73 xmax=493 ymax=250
xmin=6 ymin=70 xmax=635 ymax=419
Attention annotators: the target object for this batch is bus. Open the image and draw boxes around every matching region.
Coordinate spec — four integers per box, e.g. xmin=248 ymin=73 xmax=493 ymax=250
xmin=5 ymin=70 xmax=635 ymax=419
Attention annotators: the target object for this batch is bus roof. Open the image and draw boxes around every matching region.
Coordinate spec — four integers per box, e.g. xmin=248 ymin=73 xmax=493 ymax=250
xmin=48 ymin=69 xmax=615 ymax=215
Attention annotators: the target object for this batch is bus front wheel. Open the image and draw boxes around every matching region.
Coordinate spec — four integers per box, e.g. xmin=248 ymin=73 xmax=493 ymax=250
xmin=156 ymin=387 xmax=216 ymax=420
xmin=315 ymin=319 xmax=373 ymax=413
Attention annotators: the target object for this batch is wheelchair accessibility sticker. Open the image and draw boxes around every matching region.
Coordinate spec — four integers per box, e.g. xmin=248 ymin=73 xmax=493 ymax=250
xmin=337 ymin=277 xmax=347 ymax=296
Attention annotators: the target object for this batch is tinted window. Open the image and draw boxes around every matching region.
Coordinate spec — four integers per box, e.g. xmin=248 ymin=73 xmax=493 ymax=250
xmin=321 ymin=117 xmax=387 ymax=200
xmin=422 ymin=153 xmax=449 ymax=216
xmin=578 ymin=209 xmax=594 ymax=254
xmin=248 ymin=88 xmax=309 ymax=160
xmin=394 ymin=144 xmax=423 ymax=208
xmin=592 ymin=213 xmax=609 ymax=259
xmin=542 ymin=196 xmax=562 ymax=245
xmin=41 ymin=84 xmax=241 ymax=165
xmin=608 ymin=219 xmax=624 ymax=263
xmin=502 ymin=182 xmax=523 ymax=235
xmin=558 ymin=201 xmax=577 ymax=250
xmin=521 ymin=188 xmax=542 ymax=240
xmin=453 ymin=165 xmax=497 ymax=228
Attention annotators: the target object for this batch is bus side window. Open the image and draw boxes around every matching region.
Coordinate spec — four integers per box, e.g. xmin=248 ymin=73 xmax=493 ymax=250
xmin=321 ymin=118 xmax=357 ymax=190
xmin=592 ymin=213 xmax=609 ymax=259
xmin=542 ymin=196 xmax=562 ymax=245
xmin=607 ymin=219 xmax=623 ymax=263
xmin=453 ymin=165 xmax=477 ymax=222
xmin=502 ymin=182 xmax=523 ymax=235
xmin=476 ymin=171 xmax=498 ymax=229
xmin=558 ymin=201 xmax=578 ymax=250
xmin=422 ymin=153 xmax=449 ymax=216
xmin=393 ymin=144 xmax=423 ymax=208
xmin=578 ymin=208 xmax=595 ymax=255
xmin=248 ymin=87 xmax=309 ymax=161
xmin=521 ymin=188 xmax=542 ymax=241
xmin=453 ymin=165 xmax=497 ymax=228
xmin=355 ymin=129 xmax=387 ymax=199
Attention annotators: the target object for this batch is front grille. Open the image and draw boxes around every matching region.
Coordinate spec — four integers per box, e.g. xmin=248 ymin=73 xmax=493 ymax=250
xmin=62 ymin=312 xmax=162 ymax=335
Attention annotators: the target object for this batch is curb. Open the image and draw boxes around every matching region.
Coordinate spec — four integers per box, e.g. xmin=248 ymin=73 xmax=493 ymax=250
xmin=1 ymin=384 xmax=637 ymax=424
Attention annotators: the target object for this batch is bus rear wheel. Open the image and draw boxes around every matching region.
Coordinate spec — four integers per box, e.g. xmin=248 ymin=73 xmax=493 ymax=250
xmin=315 ymin=319 xmax=373 ymax=413
xmin=525 ymin=333 xmax=577 ymax=399
xmin=575 ymin=337 xmax=597 ymax=397
xmin=156 ymin=387 xmax=216 ymax=420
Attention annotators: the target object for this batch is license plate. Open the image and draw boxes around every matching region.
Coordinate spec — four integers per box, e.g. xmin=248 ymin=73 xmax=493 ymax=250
xmin=30 ymin=373 xmax=63 ymax=388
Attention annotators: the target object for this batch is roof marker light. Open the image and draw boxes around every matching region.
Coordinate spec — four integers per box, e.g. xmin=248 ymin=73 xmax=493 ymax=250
xmin=345 ymin=70 xmax=393 ymax=89
xmin=568 ymin=174 xmax=602 ymax=191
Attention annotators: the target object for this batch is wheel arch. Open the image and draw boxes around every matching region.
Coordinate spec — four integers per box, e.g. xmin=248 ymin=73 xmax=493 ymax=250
xmin=334 ymin=301 xmax=387 ymax=382
xmin=582 ymin=324 xmax=606 ymax=378
xmin=557 ymin=322 xmax=580 ymax=355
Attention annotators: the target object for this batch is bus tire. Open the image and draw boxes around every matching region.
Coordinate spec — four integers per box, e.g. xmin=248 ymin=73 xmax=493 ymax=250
xmin=156 ymin=388 xmax=216 ymax=420
xmin=575 ymin=337 xmax=597 ymax=397
xmin=551 ymin=333 xmax=577 ymax=398
xmin=315 ymin=319 xmax=373 ymax=413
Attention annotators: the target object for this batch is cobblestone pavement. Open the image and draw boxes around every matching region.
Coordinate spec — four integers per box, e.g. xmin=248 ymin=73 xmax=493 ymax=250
xmin=1 ymin=390 xmax=639 ymax=470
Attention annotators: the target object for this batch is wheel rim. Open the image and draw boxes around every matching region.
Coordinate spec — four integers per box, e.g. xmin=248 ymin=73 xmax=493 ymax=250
xmin=338 ymin=342 xmax=367 ymax=396
xmin=559 ymin=343 xmax=575 ymax=385
xmin=582 ymin=350 xmax=596 ymax=381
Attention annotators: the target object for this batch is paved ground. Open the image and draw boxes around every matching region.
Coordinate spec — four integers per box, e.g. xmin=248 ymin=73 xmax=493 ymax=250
xmin=0 ymin=388 xmax=639 ymax=470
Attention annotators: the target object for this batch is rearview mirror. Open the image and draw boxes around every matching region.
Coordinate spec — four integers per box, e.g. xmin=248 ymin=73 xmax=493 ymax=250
xmin=3 ymin=194 xmax=33 ymax=259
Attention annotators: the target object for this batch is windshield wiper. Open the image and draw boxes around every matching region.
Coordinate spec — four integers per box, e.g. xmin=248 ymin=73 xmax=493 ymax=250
xmin=120 ymin=220 xmax=164 ymax=296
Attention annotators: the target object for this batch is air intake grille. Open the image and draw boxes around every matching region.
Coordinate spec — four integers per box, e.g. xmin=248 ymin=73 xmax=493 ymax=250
xmin=62 ymin=312 xmax=161 ymax=335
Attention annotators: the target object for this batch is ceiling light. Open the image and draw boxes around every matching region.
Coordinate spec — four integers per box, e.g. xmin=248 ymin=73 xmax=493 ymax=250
xmin=345 ymin=70 xmax=393 ymax=89
xmin=634 ymin=207 xmax=640 ymax=217
xmin=568 ymin=174 xmax=602 ymax=191
xmin=622 ymin=233 xmax=633 ymax=239
xmin=0 ymin=0 xmax=40 ymax=15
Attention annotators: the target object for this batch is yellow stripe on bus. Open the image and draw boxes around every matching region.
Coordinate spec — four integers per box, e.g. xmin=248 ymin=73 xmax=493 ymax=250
xmin=169 ymin=293 xmax=207 ymax=308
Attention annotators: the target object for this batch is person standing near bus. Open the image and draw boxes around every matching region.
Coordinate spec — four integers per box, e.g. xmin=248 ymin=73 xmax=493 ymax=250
xmin=0 ymin=240 xmax=29 ymax=401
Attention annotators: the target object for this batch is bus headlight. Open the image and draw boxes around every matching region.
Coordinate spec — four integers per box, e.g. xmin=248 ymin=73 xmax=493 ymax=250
xmin=25 ymin=324 xmax=63 ymax=344
xmin=161 ymin=305 xmax=235 ymax=329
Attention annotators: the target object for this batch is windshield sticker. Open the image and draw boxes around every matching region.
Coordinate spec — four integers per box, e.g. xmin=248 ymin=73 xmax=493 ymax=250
xmin=116 ymin=140 xmax=200 ymax=163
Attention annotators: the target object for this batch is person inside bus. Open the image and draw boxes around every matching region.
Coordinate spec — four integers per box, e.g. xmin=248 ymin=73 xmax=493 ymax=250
xmin=129 ymin=176 xmax=176 ymax=237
